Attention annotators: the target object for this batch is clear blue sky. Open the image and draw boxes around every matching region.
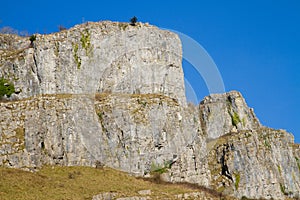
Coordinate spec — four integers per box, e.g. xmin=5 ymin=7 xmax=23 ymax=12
xmin=1 ymin=0 xmax=300 ymax=143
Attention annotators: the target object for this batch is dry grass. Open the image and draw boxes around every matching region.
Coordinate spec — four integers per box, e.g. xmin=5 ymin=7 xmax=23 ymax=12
xmin=94 ymin=93 xmax=179 ymax=106
xmin=139 ymin=174 xmax=225 ymax=199
xmin=0 ymin=166 xmax=206 ymax=200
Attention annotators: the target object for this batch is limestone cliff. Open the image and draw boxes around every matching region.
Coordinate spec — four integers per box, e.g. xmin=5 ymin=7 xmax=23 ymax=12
xmin=0 ymin=21 xmax=299 ymax=199
xmin=0 ymin=21 xmax=185 ymax=105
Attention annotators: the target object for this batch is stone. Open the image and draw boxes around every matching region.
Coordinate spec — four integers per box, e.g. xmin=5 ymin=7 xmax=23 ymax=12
xmin=116 ymin=197 xmax=149 ymax=200
xmin=92 ymin=192 xmax=117 ymax=200
xmin=199 ymin=91 xmax=261 ymax=139
xmin=137 ymin=190 xmax=151 ymax=195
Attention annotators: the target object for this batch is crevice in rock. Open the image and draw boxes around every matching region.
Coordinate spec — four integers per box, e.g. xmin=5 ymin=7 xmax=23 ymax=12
xmin=154 ymin=143 xmax=163 ymax=150
xmin=198 ymin=105 xmax=208 ymax=136
xmin=188 ymin=144 xmax=198 ymax=171
xmin=32 ymin=53 xmax=41 ymax=84
xmin=220 ymin=144 xmax=233 ymax=182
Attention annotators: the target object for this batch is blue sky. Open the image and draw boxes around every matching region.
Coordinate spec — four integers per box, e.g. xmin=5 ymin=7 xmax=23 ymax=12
xmin=1 ymin=0 xmax=300 ymax=142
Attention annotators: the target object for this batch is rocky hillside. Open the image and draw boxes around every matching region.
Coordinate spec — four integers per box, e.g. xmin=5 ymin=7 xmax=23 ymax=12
xmin=0 ymin=21 xmax=299 ymax=199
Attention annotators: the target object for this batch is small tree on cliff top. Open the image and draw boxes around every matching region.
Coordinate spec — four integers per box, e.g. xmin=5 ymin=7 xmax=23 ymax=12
xmin=130 ymin=16 xmax=137 ymax=26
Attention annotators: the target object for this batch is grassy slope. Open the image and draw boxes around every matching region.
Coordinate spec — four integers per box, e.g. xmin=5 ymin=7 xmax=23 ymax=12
xmin=0 ymin=166 xmax=227 ymax=200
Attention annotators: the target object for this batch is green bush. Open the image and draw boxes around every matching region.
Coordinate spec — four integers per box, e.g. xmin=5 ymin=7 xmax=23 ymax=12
xmin=0 ymin=77 xmax=15 ymax=98
xmin=29 ymin=35 xmax=36 ymax=43
xmin=130 ymin=16 xmax=137 ymax=26
xmin=150 ymin=163 xmax=168 ymax=174
xmin=29 ymin=34 xmax=36 ymax=48
xmin=150 ymin=160 xmax=174 ymax=174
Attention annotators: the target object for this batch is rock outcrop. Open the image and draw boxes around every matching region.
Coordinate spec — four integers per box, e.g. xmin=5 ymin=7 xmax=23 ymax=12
xmin=0 ymin=21 xmax=185 ymax=105
xmin=207 ymin=127 xmax=300 ymax=199
xmin=0 ymin=21 xmax=299 ymax=199
xmin=200 ymin=92 xmax=261 ymax=139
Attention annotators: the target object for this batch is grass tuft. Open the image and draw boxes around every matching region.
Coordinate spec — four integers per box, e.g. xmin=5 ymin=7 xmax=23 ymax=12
xmin=231 ymin=112 xmax=241 ymax=127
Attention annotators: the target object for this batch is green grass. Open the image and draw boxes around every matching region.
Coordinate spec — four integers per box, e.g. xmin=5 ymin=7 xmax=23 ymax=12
xmin=234 ymin=173 xmax=240 ymax=190
xmin=277 ymin=165 xmax=282 ymax=174
xmin=80 ymin=29 xmax=92 ymax=56
xmin=280 ymin=183 xmax=288 ymax=195
xmin=72 ymin=43 xmax=81 ymax=69
xmin=231 ymin=112 xmax=241 ymax=127
xmin=150 ymin=162 xmax=169 ymax=174
xmin=0 ymin=77 xmax=15 ymax=98
xmin=0 ymin=166 xmax=219 ymax=200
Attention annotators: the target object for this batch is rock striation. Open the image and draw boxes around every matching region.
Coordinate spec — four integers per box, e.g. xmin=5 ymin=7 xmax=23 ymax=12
xmin=200 ymin=92 xmax=261 ymax=139
xmin=0 ymin=21 xmax=299 ymax=199
xmin=0 ymin=21 xmax=185 ymax=105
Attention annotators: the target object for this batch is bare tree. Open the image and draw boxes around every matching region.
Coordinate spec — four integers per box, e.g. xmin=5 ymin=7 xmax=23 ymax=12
xmin=19 ymin=30 xmax=29 ymax=37
xmin=0 ymin=26 xmax=18 ymax=35
xmin=58 ymin=25 xmax=67 ymax=31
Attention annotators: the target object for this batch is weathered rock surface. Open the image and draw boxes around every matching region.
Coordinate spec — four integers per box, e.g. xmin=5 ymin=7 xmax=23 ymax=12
xmin=0 ymin=94 xmax=101 ymax=168
xmin=92 ymin=192 xmax=117 ymax=200
xmin=0 ymin=21 xmax=186 ymax=106
xmin=92 ymin=191 xmax=236 ymax=200
xmin=94 ymin=93 xmax=208 ymax=185
xmin=207 ymin=128 xmax=300 ymax=199
xmin=0 ymin=21 xmax=299 ymax=199
xmin=200 ymin=91 xmax=261 ymax=139
xmin=0 ymin=93 xmax=208 ymax=185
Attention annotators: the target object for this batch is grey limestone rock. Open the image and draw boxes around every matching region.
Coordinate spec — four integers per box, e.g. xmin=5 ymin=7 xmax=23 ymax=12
xmin=200 ymin=91 xmax=261 ymax=139
xmin=207 ymin=128 xmax=300 ymax=199
xmin=0 ymin=21 xmax=299 ymax=200
xmin=92 ymin=192 xmax=118 ymax=200
xmin=0 ymin=21 xmax=186 ymax=106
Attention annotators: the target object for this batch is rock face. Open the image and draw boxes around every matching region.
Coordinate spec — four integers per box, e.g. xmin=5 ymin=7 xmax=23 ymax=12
xmin=0 ymin=21 xmax=299 ymax=199
xmin=0 ymin=21 xmax=185 ymax=106
xmin=0 ymin=94 xmax=100 ymax=168
xmin=200 ymin=92 xmax=261 ymax=139
xmin=207 ymin=128 xmax=300 ymax=199
xmin=94 ymin=93 xmax=209 ymax=185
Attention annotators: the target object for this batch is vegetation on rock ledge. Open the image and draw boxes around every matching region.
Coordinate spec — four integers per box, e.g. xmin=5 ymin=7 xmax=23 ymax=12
xmin=80 ymin=29 xmax=92 ymax=56
xmin=234 ymin=172 xmax=240 ymax=190
xmin=0 ymin=77 xmax=15 ymax=98
xmin=231 ymin=111 xmax=241 ymax=127
xmin=72 ymin=43 xmax=81 ymax=69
